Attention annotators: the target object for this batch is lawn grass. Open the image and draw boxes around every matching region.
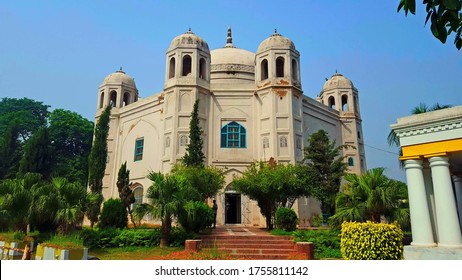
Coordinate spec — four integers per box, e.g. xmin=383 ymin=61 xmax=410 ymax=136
xmin=89 ymin=246 xmax=183 ymax=260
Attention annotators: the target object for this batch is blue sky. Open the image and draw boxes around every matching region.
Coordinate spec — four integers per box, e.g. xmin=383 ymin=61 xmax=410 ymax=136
xmin=1 ymin=0 xmax=460 ymax=182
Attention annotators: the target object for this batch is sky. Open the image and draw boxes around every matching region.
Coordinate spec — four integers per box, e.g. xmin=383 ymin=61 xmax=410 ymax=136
xmin=0 ymin=0 xmax=461 ymax=182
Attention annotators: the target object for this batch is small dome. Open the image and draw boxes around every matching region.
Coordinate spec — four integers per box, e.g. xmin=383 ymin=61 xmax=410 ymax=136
xmin=102 ymin=68 xmax=136 ymax=88
xmin=168 ymin=28 xmax=209 ymax=52
xmin=322 ymin=72 xmax=355 ymax=90
xmin=257 ymin=30 xmax=296 ymax=53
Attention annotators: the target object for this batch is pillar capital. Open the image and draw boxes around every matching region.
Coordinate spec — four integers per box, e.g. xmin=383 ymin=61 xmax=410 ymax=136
xmin=404 ymin=159 xmax=423 ymax=170
xmin=428 ymin=156 xmax=449 ymax=168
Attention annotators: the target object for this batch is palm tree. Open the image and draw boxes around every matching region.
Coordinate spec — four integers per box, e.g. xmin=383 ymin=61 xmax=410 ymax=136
xmin=331 ymin=168 xmax=410 ymax=230
xmin=52 ymin=178 xmax=88 ymax=234
xmin=0 ymin=173 xmax=44 ymax=232
xmin=146 ymin=171 xmax=190 ymax=247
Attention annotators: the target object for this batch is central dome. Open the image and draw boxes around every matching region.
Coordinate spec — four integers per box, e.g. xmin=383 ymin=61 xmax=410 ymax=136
xmin=210 ymin=27 xmax=255 ymax=83
xmin=168 ymin=28 xmax=209 ymax=52
xmin=211 ymin=47 xmax=255 ymax=69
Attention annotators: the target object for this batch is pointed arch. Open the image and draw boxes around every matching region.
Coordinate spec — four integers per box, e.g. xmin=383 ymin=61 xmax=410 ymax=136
xmin=342 ymin=95 xmax=348 ymax=111
xmin=221 ymin=121 xmax=246 ymax=148
xmin=123 ymin=92 xmax=130 ymax=107
xmin=276 ymin=56 xmax=285 ymax=77
xmin=261 ymin=59 xmax=268 ymax=80
xmin=291 ymin=59 xmax=299 ymax=81
xmin=199 ymin=57 xmax=206 ymax=80
xmin=182 ymin=55 xmax=192 ymax=76
xmin=328 ymin=96 xmax=335 ymax=109
xmin=99 ymin=92 xmax=104 ymax=109
xmin=169 ymin=57 xmax=176 ymax=79
xmin=110 ymin=90 xmax=117 ymax=107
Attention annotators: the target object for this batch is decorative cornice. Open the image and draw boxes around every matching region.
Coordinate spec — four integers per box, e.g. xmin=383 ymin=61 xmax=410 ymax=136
xmin=211 ymin=63 xmax=254 ymax=72
xmin=395 ymin=120 xmax=462 ymax=138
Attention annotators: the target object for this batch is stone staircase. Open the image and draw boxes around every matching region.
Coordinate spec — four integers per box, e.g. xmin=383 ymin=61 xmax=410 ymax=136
xmin=200 ymin=226 xmax=298 ymax=260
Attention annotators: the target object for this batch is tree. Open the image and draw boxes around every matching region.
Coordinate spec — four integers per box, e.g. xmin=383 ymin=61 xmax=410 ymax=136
xmin=0 ymin=97 xmax=49 ymax=142
xmin=233 ymin=160 xmax=308 ymax=230
xmin=18 ymin=127 xmax=53 ymax=180
xmin=0 ymin=121 xmax=21 ymax=179
xmin=146 ymin=171 xmax=191 ymax=247
xmin=48 ymin=109 xmax=94 ymax=186
xmin=398 ymin=0 xmax=462 ymax=49
xmin=331 ymin=168 xmax=410 ymax=230
xmin=116 ymin=162 xmax=136 ymax=228
xmin=99 ymin=198 xmax=128 ymax=229
xmin=182 ymin=99 xmax=205 ymax=167
xmin=87 ymin=105 xmax=111 ymax=227
xmin=302 ymin=130 xmax=348 ymax=216
xmin=171 ymin=163 xmax=225 ymax=201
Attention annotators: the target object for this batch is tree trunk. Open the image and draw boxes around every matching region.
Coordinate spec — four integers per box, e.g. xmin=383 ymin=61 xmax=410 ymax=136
xmin=127 ymin=208 xmax=136 ymax=228
xmin=160 ymin=216 xmax=172 ymax=248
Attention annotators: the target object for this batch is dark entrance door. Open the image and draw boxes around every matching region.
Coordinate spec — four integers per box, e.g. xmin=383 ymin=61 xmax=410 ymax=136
xmin=225 ymin=193 xmax=241 ymax=224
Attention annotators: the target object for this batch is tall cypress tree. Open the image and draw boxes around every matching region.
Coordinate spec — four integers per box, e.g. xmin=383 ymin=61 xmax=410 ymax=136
xmin=183 ymin=99 xmax=205 ymax=167
xmin=18 ymin=127 xmax=52 ymax=180
xmin=117 ymin=161 xmax=136 ymax=228
xmin=87 ymin=105 xmax=111 ymax=227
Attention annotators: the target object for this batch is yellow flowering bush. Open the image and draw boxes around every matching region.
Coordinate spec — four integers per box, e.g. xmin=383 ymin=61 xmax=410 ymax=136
xmin=340 ymin=221 xmax=403 ymax=260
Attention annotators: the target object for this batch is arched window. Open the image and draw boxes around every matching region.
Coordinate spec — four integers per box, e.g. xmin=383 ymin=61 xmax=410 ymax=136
xmin=99 ymin=92 xmax=104 ymax=109
xmin=169 ymin=57 xmax=176 ymax=79
xmin=328 ymin=96 xmax=335 ymax=109
xmin=123 ymin=92 xmax=130 ymax=107
xmin=221 ymin=121 xmax=246 ymax=148
xmin=357 ymin=131 xmax=361 ymax=139
xmin=132 ymin=185 xmax=143 ymax=209
xmin=110 ymin=91 xmax=117 ymax=107
xmin=276 ymin=57 xmax=285 ymax=77
xmin=261 ymin=59 xmax=268 ymax=80
xmin=180 ymin=135 xmax=188 ymax=146
xmin=291 ymin=59 xmax=299 ymax=81
xmin=165 ymin=136 xmax=171 ymax=148
xmin=263 ymin=137 xmax=269 ymax=148
xmin=182 ymin=55 xmax=192 ymax=76
xmin=199 ymin=58 xmax=206 ymax=80
xmin=348 ymin=157 xmax=354 ymax=167
xmin=279 ymin=136 xmax=288 ymax=148
xmin=342 ymin=95 xmax=348 ymax=111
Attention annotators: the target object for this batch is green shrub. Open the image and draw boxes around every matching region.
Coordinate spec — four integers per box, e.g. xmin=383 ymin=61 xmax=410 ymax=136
xmin=178 ymin=201 xmax=214 ymax=233
xmin=168 ymin=227 xmax=197 ymax=247
xmin=310 ymin=214 xmax=323 ymax=227
xmin=275 ymin=207 xmax=298 ymax=232
xmin=292 ymin=229 xmax=342 ymax=259
xmin=80 ymin=227 xmax=193 ymax=249
xmin=340 ymin=221 xmax=403 ymax=260
xmin=99 ymin=198 xmax=128 ymax=229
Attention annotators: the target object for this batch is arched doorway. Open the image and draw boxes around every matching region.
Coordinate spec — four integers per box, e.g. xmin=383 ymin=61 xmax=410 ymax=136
xmin=225 ymin=184 xmax=241 ymax=224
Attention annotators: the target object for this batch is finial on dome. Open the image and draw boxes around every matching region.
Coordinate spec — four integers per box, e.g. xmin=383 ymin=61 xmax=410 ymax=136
xmin=186 ymin=27 xmax=194 ymax=34
xmin=227 ymin=26 xmax=232 ymax=44
xmin=225 ymin=26 xmax=235 ymax=48
xmin=116 ymin=67 xmax=125 ymax=74
xmin=271 ymin=28 xmax=281 ymax=37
